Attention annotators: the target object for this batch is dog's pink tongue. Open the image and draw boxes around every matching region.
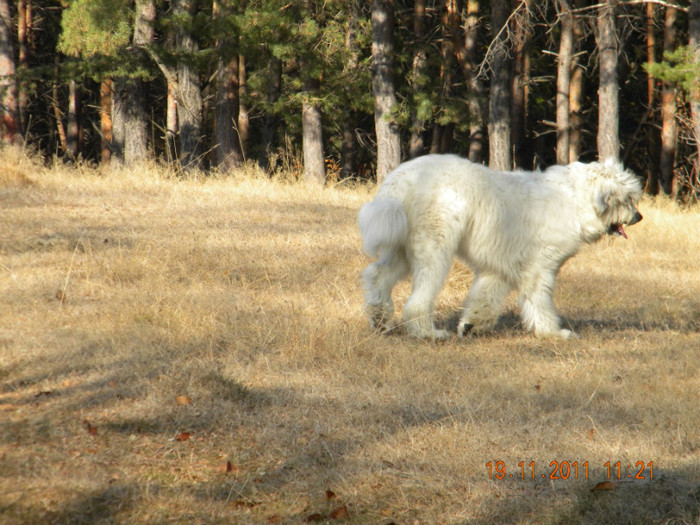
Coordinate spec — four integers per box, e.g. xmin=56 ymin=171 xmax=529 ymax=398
xmin=617 ymin=225 xmax=628 ymax=239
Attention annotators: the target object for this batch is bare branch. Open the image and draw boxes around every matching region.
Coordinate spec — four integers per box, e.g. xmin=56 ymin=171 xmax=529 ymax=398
xmin=573 ymin=1 xmax=688 ymax=15
xmin=475 ymin=0 xmax=530 ymax=79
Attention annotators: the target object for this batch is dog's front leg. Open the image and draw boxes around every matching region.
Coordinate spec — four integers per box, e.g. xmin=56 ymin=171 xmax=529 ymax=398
xmin=402 ymin=259 xmax=452 ymax=340
xmin=458 ymin=273 xmax=510 ymax=337
xmin=518 ymin=271 xmax=574 ymax=339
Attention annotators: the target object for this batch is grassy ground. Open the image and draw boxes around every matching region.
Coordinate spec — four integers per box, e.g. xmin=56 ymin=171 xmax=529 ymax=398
xmin=1 ymin=150 xmax=699 ymax=524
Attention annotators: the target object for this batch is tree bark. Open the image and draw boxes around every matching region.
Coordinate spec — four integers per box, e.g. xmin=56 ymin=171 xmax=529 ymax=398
xmin=262 ymin=57 xmax=281 ymax=170
xmin=659 ymin=6 xmax=678 ymax=196
xmin=372 ymin=0 xmax=401 ymax=183
xmin=66 ymin=80 xmax=79 ymax=159
xmin=409 ymin=0 xmax=427 ymax=158
xmin=556 ymin=0 xmax=573 ymax=165
xmin=0 ymin=0 xmax=19 ymax=145
xmin=173 ymin=0 xmax=203 ymax=170
xmin=166 ymin=81 xmax=178 ymax=164
xmin=111 ymin=79 xmax=125 ymax=164
xmin=488 ymin=0 xmax=512 ymax=170
xmin=646 ymin=3 xmax=657 ymax=109
xmin=342 ymin=9 xmax=359 ymax=177
xmin=302 ymin=77 xmax=325 ymax=185
xmin=511 ymin=0 xmax=532 ymax=168
xmin=569 ymin=64 xmax=584 ymax=162
xmin=17 ymin=0 xmax=29 ymax=137
xmin=645 ymin=2 xmax=660 ymax=194
xmin=100 ymin=80 xmax=112 ymax=164
xmin=238 ymin=55 xmax=249 ymax=159
xmin=595 ymin=0 xmax=619 ymax=161
xmin=112 ymin=0 xmax=153 ymax=167
xmin=213 ymin=0 xmax=243 ymax=173
xmin=464 ymin=0 xmax=486 ymax=163
xmin=689 ymin=0 xmax=700 ymax=195
xmin=430 ymin=0 xmax=459 ymax=155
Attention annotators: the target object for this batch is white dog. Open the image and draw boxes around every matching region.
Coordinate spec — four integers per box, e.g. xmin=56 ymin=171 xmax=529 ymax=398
xmin=358 ymin=154 xmax=643 ymax=339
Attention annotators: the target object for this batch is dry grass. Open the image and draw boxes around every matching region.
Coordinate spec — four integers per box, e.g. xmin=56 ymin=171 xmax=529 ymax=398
xmin=1 ymin=148 xmax=699 ymax=524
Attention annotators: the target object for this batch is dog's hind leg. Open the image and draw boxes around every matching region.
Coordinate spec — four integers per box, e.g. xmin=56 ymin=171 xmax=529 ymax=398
xmin=457 ymin=273 xmax=510 ymax=337
xmin=362 ymin=251 xmax=410 ymax=332
xmin=402 ymin=247 xmax=454 ymax=339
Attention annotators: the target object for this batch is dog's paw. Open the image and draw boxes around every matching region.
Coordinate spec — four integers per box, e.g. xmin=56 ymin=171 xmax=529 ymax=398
xmin=558 ymin=328 xmax=579 ymax=339
xmin=535 ymin=328 xmax=578 ymax=339
xmin=406 ymin=327 xmax=452 ymax=340
xmin=432 ymin=328 xmax=452 ymax=340
xmin=457 ymin=322 xmax=474 ymax=338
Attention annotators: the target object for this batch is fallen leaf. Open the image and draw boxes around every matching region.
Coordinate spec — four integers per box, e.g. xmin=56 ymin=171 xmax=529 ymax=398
xmin=175 ymin=432 xmax=191 ymax=442
xmin=56 ymin=289 xmax=67 ymax=303
xmin=175 ymin=395 xmax=192 ymax=406
xmin=329 ymin=505 xmax=349 ymax=520
xmin=304 ymin=514 xmax=325 ymax=522
xmin=591 ymin=481 xmax=617 ymax=491
xmin=325 ymin=489 xmax=336 ymax=500
xmin=232 ymin=499 xmax=258 ymax=508
xmin=587 ymin=428 xmax=596 ymax=441
xmin=83 ymin=420 xmax=98 ymax=435
xmin=221 ymin=461 xmax=239 ymax=474
xmin=267 ymin=516 xmax=281 ymax=524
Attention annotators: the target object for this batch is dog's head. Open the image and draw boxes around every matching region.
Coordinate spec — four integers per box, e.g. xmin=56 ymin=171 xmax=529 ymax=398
xmin=589 ymin=158 xmax=643 ymax=239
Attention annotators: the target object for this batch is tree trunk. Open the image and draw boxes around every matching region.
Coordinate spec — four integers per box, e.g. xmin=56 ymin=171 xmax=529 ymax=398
xmin=166 ymin=81 xmax=177 ymax=164
xmin=372 ymin=0 xmax=401 ymax=183
xmin=659 ymin=6 xmax=678 ymax=196
xmin=488 ymin=0 xmax=512 ymax=170
xmin=511 ymin=0 xmax=532 ymax=168
xmin=409 ymin=0 xmax=427 ymax=158
xmin=689 ymin=0 xmax=700 ymax=196
xmin=646 ymin=3 xmax=657 ymax=108
xmin=595 ymin=0 xmax=619 ymax=161
xmin=52 ymin=59 xmax=68 ymax=155
xmin=430 ymin=0 xmax=458 ymax=155
xmin=215 ymin=54 xmax=242 ymax=172
xmin=173 ymin=0 xmax=203 ymax=170
xmin=464 ymin=0 xmax=486 ymax=163
xmin=645 ymin=2 xmax=660 ymax=194
xmin=342 ymin=10 xmax=359 ymax=177
xmin=66 ymin=80 xmax=79 ymax=159
xmin=100 ymin=80 xmax=112 ymax=164
xmin=111 ymin=79 xmax=126 ymax=165
xmin=262 ymin=57 xmax=281 ymax=170
xmin=213 ymin=0 xmax=243 ymax=173
xmin=17 ymin=0 xmax=29 ymax=137
xmin=238 ymin=55 xmax=249 ymax=159
xmin=302 ymin=78 xmax=325 ymax=185
xmin=113 ymin=0 xmax=154 ymax=167
xmin=122 ymin=76 xmax=150 ymax=166
xmin=556 ymin=0 xmax=573 ymax=165
xmin=569 ymin=64 xmax=584 ymax=162
xmin=0 ymin=0 xmax=19 ymax=145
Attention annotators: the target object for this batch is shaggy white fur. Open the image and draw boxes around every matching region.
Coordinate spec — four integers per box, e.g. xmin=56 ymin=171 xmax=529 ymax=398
xmin=358 ymin=154 xmax=643 ymax=339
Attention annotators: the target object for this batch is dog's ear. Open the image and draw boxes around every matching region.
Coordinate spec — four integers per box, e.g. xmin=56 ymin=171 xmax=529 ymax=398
xmin=593 ymin=186 xmax=611 ymax=216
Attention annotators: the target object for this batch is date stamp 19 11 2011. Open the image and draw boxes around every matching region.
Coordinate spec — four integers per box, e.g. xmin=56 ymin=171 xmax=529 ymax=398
xmin=486 ymin=460 xmax=654 ymax=480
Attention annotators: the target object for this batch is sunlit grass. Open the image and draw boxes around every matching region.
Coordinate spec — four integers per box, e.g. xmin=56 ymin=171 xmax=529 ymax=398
xmin=1 ymin=149 xmax=698 ymax=524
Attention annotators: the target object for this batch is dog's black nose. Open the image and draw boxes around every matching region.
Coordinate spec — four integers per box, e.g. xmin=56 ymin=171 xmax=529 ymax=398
xmin=629 ymin=210 xmax=643 ymax=226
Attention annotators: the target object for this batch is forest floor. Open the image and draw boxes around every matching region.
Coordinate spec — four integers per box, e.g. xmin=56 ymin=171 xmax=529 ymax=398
xmin=1 ymin=150 xmax=699 ymax=524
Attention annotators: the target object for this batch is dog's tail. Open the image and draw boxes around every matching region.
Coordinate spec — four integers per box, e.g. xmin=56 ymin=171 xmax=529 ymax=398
xmin=358 ymin=197 xmax=408 ymax=259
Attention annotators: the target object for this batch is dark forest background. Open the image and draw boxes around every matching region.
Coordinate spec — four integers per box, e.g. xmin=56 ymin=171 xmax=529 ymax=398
xmin=1 ymin=0 xmax=699 ymax=200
